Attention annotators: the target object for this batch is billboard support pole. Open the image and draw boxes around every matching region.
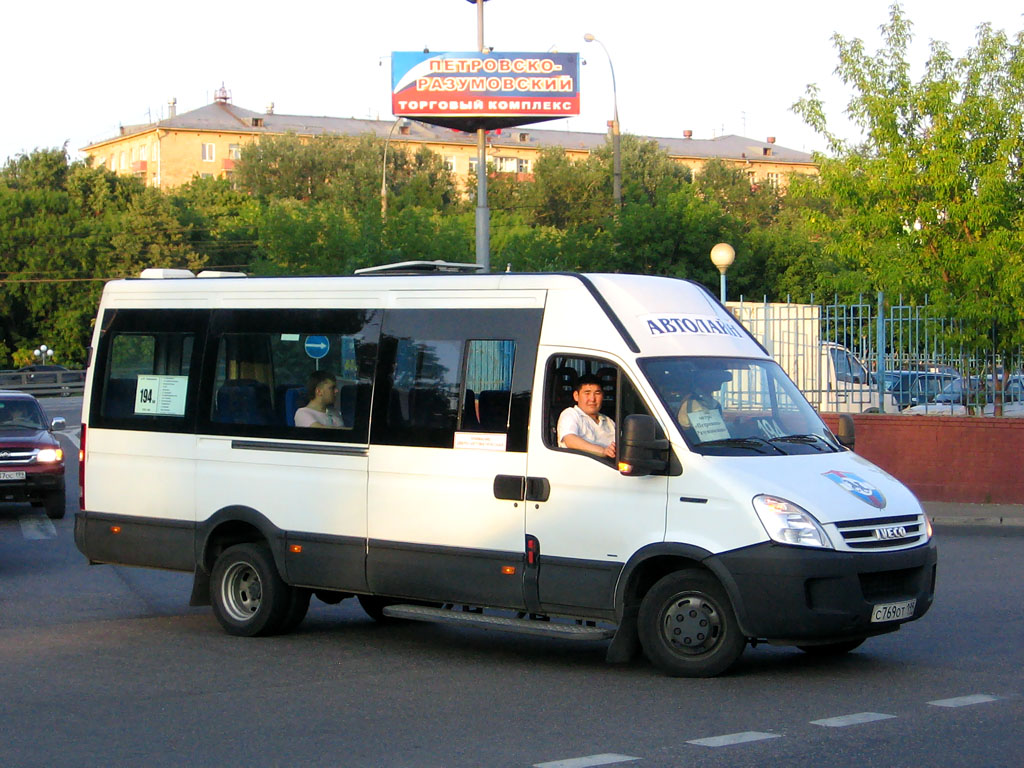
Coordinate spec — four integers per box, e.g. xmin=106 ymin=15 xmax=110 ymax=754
xmin=474 ymin=0 xmax=490 ymax=272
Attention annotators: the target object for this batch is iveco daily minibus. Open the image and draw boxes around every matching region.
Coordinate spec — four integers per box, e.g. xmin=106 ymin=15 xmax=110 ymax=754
xmin=75 ymin=263 xmax=936 ymax=677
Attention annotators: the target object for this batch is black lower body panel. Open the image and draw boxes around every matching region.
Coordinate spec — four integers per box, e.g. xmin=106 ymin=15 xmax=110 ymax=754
xmin=75 ymin=511 xmax=196 ymax=572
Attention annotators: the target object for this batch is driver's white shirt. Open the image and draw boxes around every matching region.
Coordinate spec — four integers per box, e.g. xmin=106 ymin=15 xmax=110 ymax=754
xmin=557 ymin=405 xmax=616 ymax=449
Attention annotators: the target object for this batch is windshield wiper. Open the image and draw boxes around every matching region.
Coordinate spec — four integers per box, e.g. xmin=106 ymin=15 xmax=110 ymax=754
xmin=697 ymin=436 xmax=786 ymax=455
xmin=768 ymin=434 xmax=837 ymax=452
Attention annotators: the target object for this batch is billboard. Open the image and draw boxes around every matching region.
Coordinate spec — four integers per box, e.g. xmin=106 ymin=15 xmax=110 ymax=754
xmin=391 ymin=51 xmax=580 ymax=131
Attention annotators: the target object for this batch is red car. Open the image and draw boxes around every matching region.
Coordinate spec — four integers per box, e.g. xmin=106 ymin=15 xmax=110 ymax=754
xmin=0 ymin=390 xmax=67 ymax=519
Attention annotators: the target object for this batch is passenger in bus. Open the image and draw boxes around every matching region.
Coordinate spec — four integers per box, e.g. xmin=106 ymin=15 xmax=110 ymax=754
xmin=294 ymin=370 xmax=344 ymax=428
xmin=677 ymin=369 xmax=728 ymax=429
xmin=557 ymin=373 xmax=616 ymax=458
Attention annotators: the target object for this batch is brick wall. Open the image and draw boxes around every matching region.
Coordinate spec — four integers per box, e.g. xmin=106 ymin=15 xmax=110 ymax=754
xmin=821 ymin=414 xmax=1024 ymax=504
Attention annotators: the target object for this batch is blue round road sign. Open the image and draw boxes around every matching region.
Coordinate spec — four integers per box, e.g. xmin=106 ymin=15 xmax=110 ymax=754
xmin=304 ymin=335 xmax=330 ymax=360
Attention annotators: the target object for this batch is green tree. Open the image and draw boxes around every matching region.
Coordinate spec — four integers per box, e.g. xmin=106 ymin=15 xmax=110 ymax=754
xmin=793 ymin=3 xmax=1024 ymax=367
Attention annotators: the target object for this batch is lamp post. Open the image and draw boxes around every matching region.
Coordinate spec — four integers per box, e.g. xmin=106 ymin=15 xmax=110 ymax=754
xmin=583 ymin=33 xmax=621 ymax=208
xmin=710 ymin=242 xmax=736 ymax=303
xmin=33 ymin=344 xmax=54 ymax=364
xmin=380 ymin=117 xmax=403 ymax=220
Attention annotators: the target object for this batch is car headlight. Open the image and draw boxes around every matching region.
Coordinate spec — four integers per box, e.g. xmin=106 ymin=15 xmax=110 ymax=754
xmin=36 ymin=448 xmax=63 ymax=463
xmin=752 ymin=494 xmax=833 ymax=549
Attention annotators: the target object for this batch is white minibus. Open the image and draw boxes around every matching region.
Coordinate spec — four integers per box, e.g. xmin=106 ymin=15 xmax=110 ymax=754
xmin=75 ymin=263 xmax=936 ymax=677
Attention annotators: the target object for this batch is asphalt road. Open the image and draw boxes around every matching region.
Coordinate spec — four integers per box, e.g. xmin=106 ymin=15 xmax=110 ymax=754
xmin=1 ymin=397 xmax=1020 ymax=767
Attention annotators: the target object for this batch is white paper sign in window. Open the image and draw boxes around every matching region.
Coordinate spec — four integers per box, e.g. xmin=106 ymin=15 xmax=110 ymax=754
xmin=689 ymin=409 xmax=730 ymax=442
xmin=134 ymin=375 xmax=189 ymax=416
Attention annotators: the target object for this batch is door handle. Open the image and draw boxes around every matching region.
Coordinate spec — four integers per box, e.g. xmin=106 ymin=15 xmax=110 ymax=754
xmin=525 ymin=477 xmax=550 ymax=502
xmin=493 ymin=474 xmax=525 ymax=501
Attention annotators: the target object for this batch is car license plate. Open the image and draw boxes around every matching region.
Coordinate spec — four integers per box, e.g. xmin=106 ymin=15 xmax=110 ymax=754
xmin=0 ymin=471 xmax=26 ymax=481
xmin=871 ymin=599 xmax=917 ymax=623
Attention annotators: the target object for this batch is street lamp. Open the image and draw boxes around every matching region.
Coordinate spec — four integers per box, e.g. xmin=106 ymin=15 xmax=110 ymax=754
xmin=710 ymin=242 xmax=736 ymax=303
xmin=380 ymin=117 xmax=403 ymax=220
xmin=583 ymin=33 xmax=621 ymax=208
xmin=33 ymin=344 xmax=54 ymax=364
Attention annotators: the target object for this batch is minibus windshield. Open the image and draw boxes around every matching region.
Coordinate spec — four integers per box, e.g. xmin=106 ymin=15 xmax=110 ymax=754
xmin=639 ymin=357 xmax=841 ymax=456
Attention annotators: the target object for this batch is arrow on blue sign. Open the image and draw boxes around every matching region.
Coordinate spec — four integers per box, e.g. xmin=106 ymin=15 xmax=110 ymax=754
xmin=304 ymin=335 xmax=330 ymax=359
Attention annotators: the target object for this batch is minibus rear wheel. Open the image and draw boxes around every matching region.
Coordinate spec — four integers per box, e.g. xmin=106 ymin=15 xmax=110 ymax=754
xmin=211 ymin=543 xmax=291 ymax=636
xmin=638 ymin=569 xmax=745 ymax=677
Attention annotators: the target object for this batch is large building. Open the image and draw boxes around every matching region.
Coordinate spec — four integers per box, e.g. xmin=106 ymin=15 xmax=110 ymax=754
xmin=81 ymin=88 xmax=818 ymax=190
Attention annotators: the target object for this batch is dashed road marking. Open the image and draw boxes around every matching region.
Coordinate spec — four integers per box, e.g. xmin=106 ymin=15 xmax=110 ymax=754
xmin=19 ymin=513 xmax=56 ymax=540
xmin=811 ymin=712 xmax=897 ymax=727
xmin=686 ymin=731 xmax=781 ymax=748
xmin=928 ymin=694 xmax=999 ymax=708
xmin=533 ymin=754 xmax=641 ymax=768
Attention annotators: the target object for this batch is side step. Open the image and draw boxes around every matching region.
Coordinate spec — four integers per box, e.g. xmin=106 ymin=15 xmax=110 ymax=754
xmin=382 ymin=604 xmax=615 ymax=641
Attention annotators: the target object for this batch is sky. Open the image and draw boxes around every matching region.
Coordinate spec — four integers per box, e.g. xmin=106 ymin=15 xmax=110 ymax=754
xmin=2 ymin=0 xmax=1021 ymax=164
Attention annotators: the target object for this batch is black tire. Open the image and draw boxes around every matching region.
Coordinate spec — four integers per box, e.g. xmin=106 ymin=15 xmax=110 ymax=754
xmin=638 ymin=569 xmax=746 ymax=677
xmin=210 ymin=543 xmax=291 ymax=637
xmin=280 ymin=588 xmax=312 ymax=633
xmin=797 ymin=638 xmax=866 ymax=656
xmin=44 ymin=490 xmax=66 ymax=520
xmin=357 ymin=594 xmax=399 ymax=622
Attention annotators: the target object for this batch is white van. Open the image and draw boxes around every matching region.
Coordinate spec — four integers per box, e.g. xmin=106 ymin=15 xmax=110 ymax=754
xmin=75 ymin=264 xmax=936 ymax=677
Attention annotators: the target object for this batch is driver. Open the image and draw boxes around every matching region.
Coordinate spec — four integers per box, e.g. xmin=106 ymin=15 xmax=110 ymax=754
xmin=677 ymin=369 xmax=729 ymax=429
xmin=557 ymin=374 xmax=616 ymax=458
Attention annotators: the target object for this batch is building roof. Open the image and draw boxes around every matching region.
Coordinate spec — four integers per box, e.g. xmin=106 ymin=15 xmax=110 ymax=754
xmin=83 ymin=99 xmax=815 ymax=166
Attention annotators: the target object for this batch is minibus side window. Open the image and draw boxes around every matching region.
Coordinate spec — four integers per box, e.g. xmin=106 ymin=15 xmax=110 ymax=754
xmin=92 ymin=309 xmax=205 ymax=431
xmin=199 ymin=308 xmax=380 ymax=443
xmin=370 ymin=308 xmax=540 ymax=451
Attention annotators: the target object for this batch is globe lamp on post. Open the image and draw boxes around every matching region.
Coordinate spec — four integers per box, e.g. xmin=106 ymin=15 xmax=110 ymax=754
xmin=710 ymin=243 xmax=736 ymax=303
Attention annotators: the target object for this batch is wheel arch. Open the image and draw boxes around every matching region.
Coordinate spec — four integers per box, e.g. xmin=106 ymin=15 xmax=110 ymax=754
xmin=195 ymin=505 xmax=287 ymax=577
xmin=614 ymin=542 xmax=752 ymax=636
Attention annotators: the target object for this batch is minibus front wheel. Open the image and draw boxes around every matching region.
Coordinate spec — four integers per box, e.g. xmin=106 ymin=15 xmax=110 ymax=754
xmin=637 ymin=569 xmax=746 ymax=677
xmin=211 ymin=543 xmax=292 ymax=636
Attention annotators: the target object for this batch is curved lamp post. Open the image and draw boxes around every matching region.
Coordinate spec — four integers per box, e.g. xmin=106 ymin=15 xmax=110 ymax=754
xmin=583 ymin=33 xmax=621 ymax=208
xmin=710 ymin=242 xmax=736 ymax=302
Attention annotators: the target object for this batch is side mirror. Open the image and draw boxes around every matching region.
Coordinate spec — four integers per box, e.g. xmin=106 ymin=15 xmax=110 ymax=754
xmin=619 ymin=414 xmax=669 ymax=476
xmin=836 ymin=414 xmax=855 ymax=449
xmin=51 ymin=416 xmax=67 ymax=431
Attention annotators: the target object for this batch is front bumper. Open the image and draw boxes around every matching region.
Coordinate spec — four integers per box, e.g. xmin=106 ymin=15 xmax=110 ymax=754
xmin=0 ymin=464 xmax=65 ymax=503
xmin=707 ymin=538 xmax=937 ymax=643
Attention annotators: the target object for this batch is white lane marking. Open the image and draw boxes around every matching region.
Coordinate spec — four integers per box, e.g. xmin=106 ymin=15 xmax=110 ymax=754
xmin=928 ymin=694 xmax=999 ymax=708
xmin=533 ymin=755 xmax=640 ymax=768
xmin=19 ymin=514 xmax=57 ymax=540
xmin=811 ymin=712 xmax=897 ymax=727
xmin=687 ymin=731 xmax=780 ymax=747
xmin=65 ymin=430 xmax=81 ymax=449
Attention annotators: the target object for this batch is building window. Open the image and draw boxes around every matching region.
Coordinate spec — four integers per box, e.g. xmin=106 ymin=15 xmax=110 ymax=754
xmin=517 ymin=158 xmax=532 ymax=174
xmin=468 ymin=157 xmax=478 ymax=175
xmin=493 ymin=156 xmax=519 ymax=173
xmin=139 ymin=145 xmax=147 ymax=162
xmin=766 ymin=172 xmax=781 ymax=188
xmin=202 ymin=143 xmax=215 ymax=162
xmin=119 ymin=152 xmax=126 ymax=170
xmin=228 ymin=144 xmax=241 ymax=161
xmin=443 ymin=155 xmax=456 ymax=172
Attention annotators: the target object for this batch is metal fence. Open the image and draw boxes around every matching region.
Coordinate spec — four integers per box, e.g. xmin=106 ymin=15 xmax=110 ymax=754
xmin=732 ymin=293 xmax=1023 ymax=416
xmin=0 ymin=369 xmax=86 ymax=397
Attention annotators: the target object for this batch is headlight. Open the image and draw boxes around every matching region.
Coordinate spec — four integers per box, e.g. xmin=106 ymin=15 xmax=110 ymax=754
xmin=36 ymin=448 xmax=63 ymax=463
xmin=752 ymin=494 xmax=833 ymax=549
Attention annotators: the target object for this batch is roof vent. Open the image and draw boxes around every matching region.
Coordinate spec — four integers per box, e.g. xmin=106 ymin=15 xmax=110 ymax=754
xmin=139 ymin=268 xmax=195 ymax=279
xmin=168 ymin=98 xmax=177 ymax=118
xmin=214 ymin=83 xmax=231 ymax=103
xmin=767 ymin=136 xmax=776 ymax=144
xmin=683 ymin=130 xmax=693 ymax=139
xmin=266 ymin=102 xmax=275 ymax=115
xmin=354 ymin=260 xmax=484 ymax=276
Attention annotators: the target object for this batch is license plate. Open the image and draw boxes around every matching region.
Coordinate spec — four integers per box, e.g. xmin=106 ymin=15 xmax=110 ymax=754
xmin=0 ymin=471 xmax=26 ymax=481
xmin=871 ymin=599 xmax=917 ymax=623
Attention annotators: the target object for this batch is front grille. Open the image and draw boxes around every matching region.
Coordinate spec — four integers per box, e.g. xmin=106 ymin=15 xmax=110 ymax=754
xmin=832 ymin=514 xmax=925 ymax=551
xmin=859 ymin=567 xmax=923 ymax=601
xmin=0 ymin=448 xmax=36 ymax=465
